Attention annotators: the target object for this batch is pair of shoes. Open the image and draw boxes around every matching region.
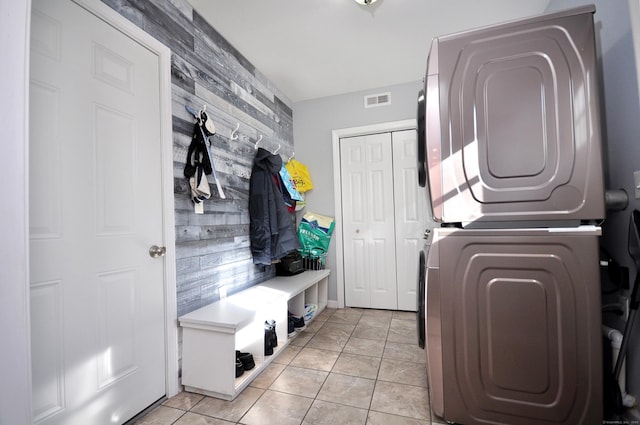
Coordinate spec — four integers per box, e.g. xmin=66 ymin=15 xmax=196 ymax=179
xmin=235 ymin=359 xmax=244 ymax=378
xmin=236 ymin=350 xmax=255 ymax=371
xmin=264 ymin=320 xmax=277 ymax=356
xmin=288 ymin=311 xmax=306 ymax=331
xmin=288 ymin=317 xmax=297 ymax=338
xmin=304 ymin=304 xmax=318 ymax=322
xmin=266 ymin=320 xmax=278 ymax=348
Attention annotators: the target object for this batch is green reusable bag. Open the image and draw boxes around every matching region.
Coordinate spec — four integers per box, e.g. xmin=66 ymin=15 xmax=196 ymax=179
xmin=297 ymin=212 xmax=335 ymax=255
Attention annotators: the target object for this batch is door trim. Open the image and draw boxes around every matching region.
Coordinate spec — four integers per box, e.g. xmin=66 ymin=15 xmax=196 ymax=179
xmin=331 ymin=119 xmax=416 ymax=309
xmin=70 ymin=0 xmax=179 ymax=399
xmin=34 ymin=0 xmax=179 ymax=400
xmin=631 ymin=0 xmax=640 ymax=107
xmin=1 ymin=1 xmax=32 ymax=423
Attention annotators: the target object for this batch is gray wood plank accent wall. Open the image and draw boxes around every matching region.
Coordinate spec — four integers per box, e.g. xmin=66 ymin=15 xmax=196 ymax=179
xmin=101 ymin=0 xmax=295 ymax=316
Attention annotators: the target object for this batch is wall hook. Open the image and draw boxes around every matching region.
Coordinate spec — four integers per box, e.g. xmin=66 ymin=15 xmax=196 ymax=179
xmin=185 ymin=104 xmax=198 ymax=119
xmin=254 ymin=135 xmax=263 ymax=149
xmin=274 ymin=144 xmax=281 ymax=154
xmin=196 ymin=104 xmax=207 ymax=124
xmin=230 ymin=123 xmax=240 ymax=141
xmin=288 ymin=151 xmax=295 ymax=162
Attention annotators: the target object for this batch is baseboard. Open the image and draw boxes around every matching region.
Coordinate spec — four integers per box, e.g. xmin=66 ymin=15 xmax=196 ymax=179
xmin=327 ymin=300 xmax=339 ymax=309
xmin=123 ymin=396 xmax=166 ymax=424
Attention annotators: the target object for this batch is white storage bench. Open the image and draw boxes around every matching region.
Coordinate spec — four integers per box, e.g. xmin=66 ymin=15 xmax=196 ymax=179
xmin=178 ymin=269 xmax=330 ymax=400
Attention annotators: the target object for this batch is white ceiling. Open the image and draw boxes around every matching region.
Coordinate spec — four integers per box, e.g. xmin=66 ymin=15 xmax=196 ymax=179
xmin=188 ymin=0 xmax=551 ymax=103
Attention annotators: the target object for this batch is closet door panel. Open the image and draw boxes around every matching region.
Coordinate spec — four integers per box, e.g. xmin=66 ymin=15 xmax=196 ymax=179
xmin=341 ymin=133 xmax=397 ymax=309
xmin=392 ymin=130 xmax=427 ymax=311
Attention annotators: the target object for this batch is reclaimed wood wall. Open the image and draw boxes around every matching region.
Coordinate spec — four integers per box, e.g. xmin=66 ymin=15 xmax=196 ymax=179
xmin=101 ymin=0 xmax=295 ymax=316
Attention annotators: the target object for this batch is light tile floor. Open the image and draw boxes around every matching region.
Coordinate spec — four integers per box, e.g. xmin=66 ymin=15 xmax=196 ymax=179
xmin=134 ymin=308 xmax=446 ymax=425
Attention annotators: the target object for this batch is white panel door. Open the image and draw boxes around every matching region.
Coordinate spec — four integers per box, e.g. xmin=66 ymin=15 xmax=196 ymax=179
xmin=29 ymin=1 xmax=166 ymax=424
xmin=392 ymin=130 xmax=428 ymax=311
xmin=341 ymin=133 xmax=398 ymax=309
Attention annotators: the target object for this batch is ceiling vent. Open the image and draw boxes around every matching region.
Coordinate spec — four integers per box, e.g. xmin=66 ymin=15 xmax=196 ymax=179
xmin=364 ymin=92 xmax=391 ymax=108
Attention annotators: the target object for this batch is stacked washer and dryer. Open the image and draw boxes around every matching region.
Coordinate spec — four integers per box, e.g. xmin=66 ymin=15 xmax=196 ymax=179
xmin=416 ymin=6 xmax=604 ymax=424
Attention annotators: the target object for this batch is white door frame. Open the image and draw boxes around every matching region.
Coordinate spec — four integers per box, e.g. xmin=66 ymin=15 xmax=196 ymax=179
xmin=38 ymin=0 xmax=179 ymax=400
xmin=71 ymin=0 xmax=179 ymax=399
xmin=3 ymin=0 xmax=179 ymax=420
xmin=332 ymin=119 xmax=416 ymax=309
xmin=1 ymin=1 xmax=33 ymax=423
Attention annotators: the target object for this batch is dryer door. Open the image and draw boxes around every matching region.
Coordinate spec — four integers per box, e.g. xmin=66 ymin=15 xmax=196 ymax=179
xmin=416 ymin=89 xmax=427 ymax=188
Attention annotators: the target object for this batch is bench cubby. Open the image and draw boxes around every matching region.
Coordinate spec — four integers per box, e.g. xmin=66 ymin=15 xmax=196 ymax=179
xmin=178 ymin=269 xmax=330 ymax=400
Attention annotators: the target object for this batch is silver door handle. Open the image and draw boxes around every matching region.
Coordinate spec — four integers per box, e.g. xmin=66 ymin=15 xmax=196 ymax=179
xmin=149 ymin=245 xmax=166 ymax=258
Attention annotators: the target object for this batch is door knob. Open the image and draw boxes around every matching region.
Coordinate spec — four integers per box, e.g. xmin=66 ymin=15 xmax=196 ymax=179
xmin=149 ymin=245 xmax=166 ymax=258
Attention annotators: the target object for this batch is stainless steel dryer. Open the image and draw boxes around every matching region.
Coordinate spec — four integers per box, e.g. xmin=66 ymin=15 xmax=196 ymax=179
xmin=417 ymin=5 xmax=605 ymax=227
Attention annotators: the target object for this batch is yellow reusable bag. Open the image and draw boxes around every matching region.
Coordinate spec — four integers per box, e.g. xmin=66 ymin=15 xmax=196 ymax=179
xmin=285 ymin=159 xmax=314 ymax=193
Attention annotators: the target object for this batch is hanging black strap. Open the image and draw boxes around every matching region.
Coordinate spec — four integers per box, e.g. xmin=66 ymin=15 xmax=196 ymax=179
xmin=184 ymin=121 xmax=212 ymax=178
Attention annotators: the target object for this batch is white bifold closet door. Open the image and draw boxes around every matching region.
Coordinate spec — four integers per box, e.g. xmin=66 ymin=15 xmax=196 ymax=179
xmin=340 ymin=130 xmax=426 ymax=310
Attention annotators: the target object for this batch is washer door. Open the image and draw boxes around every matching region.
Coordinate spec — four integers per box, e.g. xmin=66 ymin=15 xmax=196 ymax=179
xmin=416 ymin=249 xmax=426 ymax=348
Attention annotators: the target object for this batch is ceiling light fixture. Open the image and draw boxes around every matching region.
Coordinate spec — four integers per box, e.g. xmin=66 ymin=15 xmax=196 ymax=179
xmin=354 ymin=0 xmax=378 ymax=5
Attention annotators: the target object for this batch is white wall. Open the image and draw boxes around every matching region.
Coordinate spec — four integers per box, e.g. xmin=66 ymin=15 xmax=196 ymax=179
xmin=0 ymin=1 xmax=33 ymax=424
xmin=292 ymin=80 xmax=422 ymax=302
